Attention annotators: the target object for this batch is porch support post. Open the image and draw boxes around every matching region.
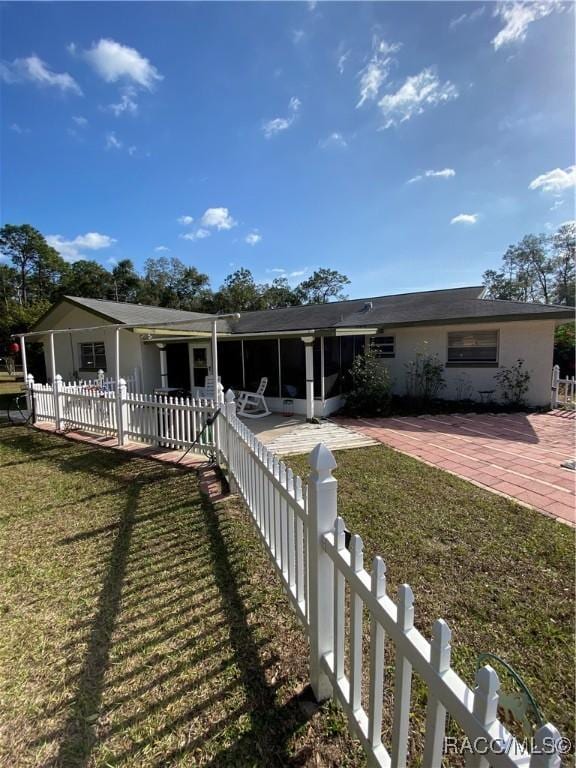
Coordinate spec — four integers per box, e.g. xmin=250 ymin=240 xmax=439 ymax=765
xmin=115 ymin=327 xmax=121 ymax=385
xmin=157 ymin=344 xmax=168 ymax=387
xmin=302 ymin=336 xmax=315 ymax=422
xmin=211 ymin=319 xmax=220 ymax=402
xmin=48 ymin=332 xmax=56 ymax=383
xmin=19 ymin=335 xmax=28 ymax=381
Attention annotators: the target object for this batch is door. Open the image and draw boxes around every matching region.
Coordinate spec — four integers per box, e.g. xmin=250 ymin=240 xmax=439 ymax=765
xmin=190 ymin=344 xmax=210 ymax=389
xmin=166 ymin=343 xmax=191 ymax=391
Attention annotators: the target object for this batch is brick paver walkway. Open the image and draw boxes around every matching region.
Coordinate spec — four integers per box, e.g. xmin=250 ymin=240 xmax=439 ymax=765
xmin=335 ymin=410 xmax=575 ymax=525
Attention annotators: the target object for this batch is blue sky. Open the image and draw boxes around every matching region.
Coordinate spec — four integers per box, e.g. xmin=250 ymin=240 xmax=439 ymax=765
xmin=1 ymin=1 xmax=574 ymax=299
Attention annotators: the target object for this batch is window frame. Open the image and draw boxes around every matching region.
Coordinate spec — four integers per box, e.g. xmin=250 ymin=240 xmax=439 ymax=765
xmin=371 ymin=334 xmax=395 ymax=359
xmin=446 ymin=330 xmax=499 ymax=367
xmin=79 ymin=341 xmax=107 ymax=372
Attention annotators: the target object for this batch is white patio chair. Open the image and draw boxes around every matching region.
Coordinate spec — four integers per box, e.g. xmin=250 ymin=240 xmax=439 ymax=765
xmin=236 ymin=377 xmax=271 ymax=418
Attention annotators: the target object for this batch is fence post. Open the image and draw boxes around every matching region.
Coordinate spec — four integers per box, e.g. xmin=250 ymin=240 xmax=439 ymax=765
xmin=53 ymin=374 xmax=63 ymax=431
xmin=308 ymin=442 xmax=338 ymax=702
xmin=26 ymin=373 xmax=34 ymax=417
xmin=116 ymin=378 xmax=127 ymax=446
xmin=224 ymin=389 xmax=237 ymax=493
xmin=551 ymin=364 xmax=560 ymax=409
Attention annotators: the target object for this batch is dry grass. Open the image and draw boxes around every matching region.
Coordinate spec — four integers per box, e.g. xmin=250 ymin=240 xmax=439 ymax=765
xmin=0 ymin=425 xmax=363 ymax=768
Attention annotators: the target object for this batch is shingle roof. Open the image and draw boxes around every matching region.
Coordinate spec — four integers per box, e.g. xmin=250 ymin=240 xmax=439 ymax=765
xmin=63 ymin=296 xmax=214 ymax=326
xmin=35 ymin=288 xmax=572 ymax=336
xmin=229 ymin=286 xmax=573 ymax=333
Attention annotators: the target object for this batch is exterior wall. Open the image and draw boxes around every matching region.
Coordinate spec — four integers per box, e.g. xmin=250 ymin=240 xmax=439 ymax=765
xmin=371 ymin=319 xmax=556 ymax=407
xmin=36 ymin=304 xmax=144 ymax=383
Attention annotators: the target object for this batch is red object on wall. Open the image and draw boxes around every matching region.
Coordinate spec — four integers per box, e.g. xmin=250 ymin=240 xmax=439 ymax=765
xmin=8 ymin=342 xmax=20 ymax=354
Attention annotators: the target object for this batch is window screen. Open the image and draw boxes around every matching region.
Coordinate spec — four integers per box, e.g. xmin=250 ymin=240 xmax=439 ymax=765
xmin=79 ymin=342 xmax=107 ymax=371
xmin=371 ymin=335 xmax=395 ymax=358
xmin=447 ymin=331 xmax=498 ymax=363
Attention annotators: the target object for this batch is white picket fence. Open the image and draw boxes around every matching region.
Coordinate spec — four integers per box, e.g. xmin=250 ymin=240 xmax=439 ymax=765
xmin=551 ymin=365 xmax=575 ymax=409
xmin=27 ymin=375 xmax=217 ymax=455
xmin=217 ymin=391 xmax=563 ymax=768
xmin=25 ymin=375 xmax=564 ymax=766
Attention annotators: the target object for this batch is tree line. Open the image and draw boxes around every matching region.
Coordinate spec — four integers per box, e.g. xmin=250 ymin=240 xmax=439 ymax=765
xmin=482 ymin=222 xmax=575 ymax=305
xmin=0 ymin=223 xmax=350 ymax=342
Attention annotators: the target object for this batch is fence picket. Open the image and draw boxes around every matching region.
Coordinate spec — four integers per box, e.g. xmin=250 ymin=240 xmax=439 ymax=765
xmin=349 ymin=534 xmax=364 ymax=714
xmin=422 ymin=620 xmax=451 ymax=768
xmin=391 ymin=585 xmax=414 ymax=768
xmin=368 ymin=556 xmax=387 ymax=750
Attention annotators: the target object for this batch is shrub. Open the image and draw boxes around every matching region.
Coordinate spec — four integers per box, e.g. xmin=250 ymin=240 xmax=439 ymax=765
xmin=494 ymin=359 xmax=531 ymax=407
xmin=344 ymin=346 xmax=391 ymax=416
xmin=405 ymin=352 xmax=446 ymax=402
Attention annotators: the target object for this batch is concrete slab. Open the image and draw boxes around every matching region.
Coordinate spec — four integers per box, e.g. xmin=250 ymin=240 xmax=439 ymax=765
xmin=240 ymin=413 xmax=378 ymax=455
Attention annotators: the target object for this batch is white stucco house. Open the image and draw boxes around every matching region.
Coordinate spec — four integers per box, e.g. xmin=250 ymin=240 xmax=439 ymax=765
xmin=25 ymin=286 xmax=572 ymax=416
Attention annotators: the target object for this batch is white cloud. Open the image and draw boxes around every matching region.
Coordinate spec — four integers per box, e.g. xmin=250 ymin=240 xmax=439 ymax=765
xmin=107 ymin=85 xmax=138 ymax=116
xmin=550 ymin=199 xmax=565 ymax=211
xmin=154 ymin=245 xmax=170 ymax=252
xmin=378 ymin=68 xmax=458 ymax=128
xmin=450 ymin=5 xmax=485 ymax=29
xmin=180 ymin=228 xmax=211 ymax=241
xmin=10 ymin=123 xmax=30 ymax=135
xmin=72 ymin=115 xmax=88 ymax=126
xmin=245 ymin=232 xmax=262 ymax=246
xmin=337 ymin=50 xmax=350 ymax=75
xmin=451 ymin=213 xmax=478 ymax=225
xmin=292 ymin=29 xmax=305 ymax=44
xmin=356 ymin=37 xmax=401 ymax=108
xmin=127 ymin=145 xmax=137 ymax=156
xmin=262 ymin=97 xmax=301 ymax=138
xmin=47 ymin=231 xmax=116 ymax=262
xmin=83 ymin=38 xmax=162 ymax=89
xmin=178 ymin=215 xmax=194 ymax=225
xmin=408 ymin=168 xmax=456 ymax=183
xmin=319 ymin=132 xmax=348 ymax=149
xmin=492 ymin=1 xmax=562 ymax=50
xmin=308 ymin=0 xmax=317 ymax=10
xmin=0 ymin=55 xmax=82 ymax=94
xmin=528 ymin=165 xmax=576 ymax=194
xmin=105 ymin=131 xmax=122 ymax=150
xmin=201 ymin=207 xmax=237 ymax=230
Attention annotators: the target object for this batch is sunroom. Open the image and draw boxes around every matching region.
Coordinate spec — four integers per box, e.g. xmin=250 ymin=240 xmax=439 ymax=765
xmin=148 ymin=330 xmax=371 ymax=419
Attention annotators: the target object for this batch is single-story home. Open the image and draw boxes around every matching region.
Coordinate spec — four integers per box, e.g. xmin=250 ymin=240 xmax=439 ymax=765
xmin=25 ymin=286 xmax=573 ymax=416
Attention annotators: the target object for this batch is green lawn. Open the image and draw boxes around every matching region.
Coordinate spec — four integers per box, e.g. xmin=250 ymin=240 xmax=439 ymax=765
xmin=0 ymin=378 xmax=25 ymax=411
xmin=0 ymin=425 xmax=361 ymax=768
xmin=289 ymin=445 xmax=575 ymax=745
xmin=1 ymin=426 xmax=573 ymax=767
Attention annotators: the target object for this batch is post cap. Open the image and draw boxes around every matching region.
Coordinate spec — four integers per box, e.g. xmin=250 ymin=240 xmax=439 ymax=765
xmin=309 ymin=442 xmax=337 ymax=476
xmin=225 ymin=388 xmax=236 ymax=403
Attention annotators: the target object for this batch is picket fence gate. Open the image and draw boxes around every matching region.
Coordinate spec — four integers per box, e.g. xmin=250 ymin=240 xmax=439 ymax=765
xmin=216 ymin=391 xmax=563 ymax=768
xmin=27 ymin=375 xmax=217 ymax=455
xmin=551 ymin=365 xmax=575 ymax=409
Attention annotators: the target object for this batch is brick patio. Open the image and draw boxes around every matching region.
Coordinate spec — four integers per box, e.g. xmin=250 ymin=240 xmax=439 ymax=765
xmin=334 ymin=410 xmax=575 ymax=525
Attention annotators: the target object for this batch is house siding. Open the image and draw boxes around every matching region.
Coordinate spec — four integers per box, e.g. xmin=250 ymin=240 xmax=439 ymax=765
xmin=35 ymin=304 xmax=144 ymax=383
xmin=372 ymin=319 xmax=555 ymax=406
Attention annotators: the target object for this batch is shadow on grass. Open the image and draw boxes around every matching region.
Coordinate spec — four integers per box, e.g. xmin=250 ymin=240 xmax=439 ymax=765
xmin=3 ymin=426 xmax=316 ymax=767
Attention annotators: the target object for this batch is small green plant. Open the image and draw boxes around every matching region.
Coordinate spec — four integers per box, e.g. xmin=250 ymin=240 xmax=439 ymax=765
xmin=344 ymin=345 xmax=391 ymax=416
xmin=494 ymin=359 xmax=531 ymax=406
xmin=405 ymin=352 xmax=446 ymax=401
xmin=454 ymin=372 xmax=474 ymax=401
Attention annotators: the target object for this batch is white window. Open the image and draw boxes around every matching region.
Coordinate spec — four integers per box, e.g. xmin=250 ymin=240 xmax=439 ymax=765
xmin=371 ymin=335 xmax=395 ymax=358
xmin=79 ymin=342 xmax=107 ymax=371
xmin=447 ymin=331 xmax=498 ymax=365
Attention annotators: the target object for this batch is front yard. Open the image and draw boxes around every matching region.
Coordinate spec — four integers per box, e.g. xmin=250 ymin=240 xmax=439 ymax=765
xmin=0 ymin=425 xmax=360 ymax=767
xmin=290 ymin=445 xmax=574 ymax=741
xmin=1 ymin=425 xmax=573 ymax=766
